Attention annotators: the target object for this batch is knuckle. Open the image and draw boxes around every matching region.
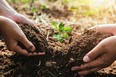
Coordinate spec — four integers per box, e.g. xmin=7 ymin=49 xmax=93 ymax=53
xmin=81 ymin=71 xmax=89 ymax=75
xmin=18 ymin=33 xmax=25 ymax=39
xmin=102 ymin=63 xmax=110 ymax=67
xmin=98 ymin=60 xmax=104 ymax=67
xmin=87 ymin=70 xmax=92 ymax=74
xmin=8 ymin=45 xmax=15 ymax=51
xmin=83 ymin=64 xmax=90 ymax=69
xmin=27 ymin=43 xmax=33 ymax=49
xmin=99 ymin=61 xmax=108 ymax=68
xmin=84 ymin=65 xmax=90 ymax=69
xmin=97 ymin=56 xmax=106 ymax=67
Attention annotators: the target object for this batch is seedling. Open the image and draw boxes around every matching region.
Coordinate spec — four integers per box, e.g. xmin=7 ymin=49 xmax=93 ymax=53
xmin=31 ymin=7 xmax=38 ymax=14
xmin=40 ymin=4 xmax=49 ymax=10
xmin=52 ymin=21 xmax=72 ymax=42
xmin=21 ymin=0 xmax=36 ymax=4
xmin=11 ymin=0 xmax=17 ymax=3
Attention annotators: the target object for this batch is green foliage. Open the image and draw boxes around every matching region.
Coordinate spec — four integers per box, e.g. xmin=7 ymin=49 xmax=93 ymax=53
xmin=22 ymin=0 xmax=29 ymax=3
xmin=31 ymin=7 xmax=38 ymax=13
xmin=48 ymin=0 xmax=57 ymax=2
xmin=11 ymin=0 xmax=17 ymax=3
xmin=10 ymin=0 xmax=37 ymax=4
xmin=52 ymin=21 xmax=72 ymax=42
xmin=53 ymin=34 xmax=63 ymax=42
xmin=21 ymin=0 xmax=36 ymax=3
xmin=63 ymin=0 xmax=100 ymax=16
xmin=40 ymin=4 xmax=49 ymax=10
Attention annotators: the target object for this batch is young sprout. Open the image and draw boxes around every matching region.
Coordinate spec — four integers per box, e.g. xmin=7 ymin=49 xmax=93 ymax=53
xmin=40 ymin=4 xmax=48 ymax=10
xmin=52 ymin=21 xmax=72 ymax=42
xmin=11 ymin=0 xmax=17 ymax=3
xmin=31 ymin=7 xmax=38 ymax=14
xmin=21 ymin=0 xmax=29 ymax=3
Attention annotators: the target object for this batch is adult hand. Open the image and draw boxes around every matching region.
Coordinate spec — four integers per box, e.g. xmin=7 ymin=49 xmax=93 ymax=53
xmin=4 ymin=13 xmax=35 ymax=26
xmin=0 ymin=16 xmax=44 ymax=56
xmin=71 ymin=24 xmax=116 ymax=76
xmin=0 ymin=0 xmax=35 ymax=26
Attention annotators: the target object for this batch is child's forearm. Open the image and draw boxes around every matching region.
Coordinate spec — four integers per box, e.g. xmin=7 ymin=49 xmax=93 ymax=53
xmin=0 ymin=0 xmax=17 ymax=16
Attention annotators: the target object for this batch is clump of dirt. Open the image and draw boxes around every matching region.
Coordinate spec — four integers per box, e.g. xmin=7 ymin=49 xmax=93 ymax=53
xmin=19 ymin=24 xmax=52 ymax=55
xmin=66 ymin=30 xmax=112 ymax=66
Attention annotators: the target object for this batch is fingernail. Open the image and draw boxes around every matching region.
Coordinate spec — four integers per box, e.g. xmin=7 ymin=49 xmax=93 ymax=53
xmin=71 ymin=67 xmax=75 ymax=71
xmin=30 ymin=46 xmax=35 ymax=52
xmin=83 ymin=55 xmax=90 ymax=62
xmin=31 ymin=48 xmax=34 ymax=52
xmin=38 ymin=52 xmax=45 ymax=55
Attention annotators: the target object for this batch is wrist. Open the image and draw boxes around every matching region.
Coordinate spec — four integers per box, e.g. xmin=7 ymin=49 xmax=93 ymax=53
xmin=0 ymin=0 xmax=17 ymax=17
xmin=0 ymin=11 xmax=19 ymax=22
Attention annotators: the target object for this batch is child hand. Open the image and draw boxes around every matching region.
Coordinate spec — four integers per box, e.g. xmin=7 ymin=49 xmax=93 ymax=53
xmin=0 ymin=16 xmax=44 ymax=56
xmin=71 ymin=24 xmax=116 ymax=75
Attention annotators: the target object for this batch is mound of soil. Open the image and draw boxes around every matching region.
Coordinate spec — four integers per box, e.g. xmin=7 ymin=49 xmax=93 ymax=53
xmin=19 ymin=24 xmax=52 ymax=55
xmin=0 ymin=24 xmax=116 ymax=77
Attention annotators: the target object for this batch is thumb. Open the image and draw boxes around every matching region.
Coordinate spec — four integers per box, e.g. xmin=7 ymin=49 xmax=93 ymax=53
xmin=90 ymin=24 xmax=116 ymax=35
xmin=83 ymin=43 xmax=104 ymax=62
xmin=89 ymin=25 xmax=98 ymax=31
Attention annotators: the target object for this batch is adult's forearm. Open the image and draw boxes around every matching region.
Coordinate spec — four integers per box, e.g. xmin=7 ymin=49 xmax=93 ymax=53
xmin=0 ymin=0 xmax=17 ymax=16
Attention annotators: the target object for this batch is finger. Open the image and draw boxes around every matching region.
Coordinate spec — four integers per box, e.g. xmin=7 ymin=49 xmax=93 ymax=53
xmin=19 ymin=35 xmax=35 ymax=52
xmin=37 ymin=52 xmax=45 ymax=55
xmin=90 ymin=24 xmax=116 ymax=35
xmin=89 ymin=26 xmax=98 ymax=31
xmin=78 ymin=67 xmax=101 ymax=75
xmin=83 ymin=43 xmax=104 ymax=62
xmin=14 ymin=45 xmax=45 ymax=56
xmin=14 ymin=45 xmax=28 ymax=55
xmin=72 ymin=57 xmax=104 ymax=71
xmin=28 ymin=52 xmax=45 ymax=56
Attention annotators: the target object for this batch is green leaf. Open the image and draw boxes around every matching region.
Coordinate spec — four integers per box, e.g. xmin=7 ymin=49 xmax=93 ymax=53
xmin=52 ymin=21 xmax=58 ymax=29
xmin=63 ymin=33 xmax=69 ymax=39
xmin=59 ymin=22 xmax=65 ymax=32
xmin=22 ymin=0 xmax=29 ymax=3
xmin=40 ymin=4 xmax=47 ymax=9
xmin=53 ymin=34 xmax=63 ymax=42
xmin=64 ymin=26 xmax=72 ymax=33
xmin=32 ymin=7 xmax=38 ymax=13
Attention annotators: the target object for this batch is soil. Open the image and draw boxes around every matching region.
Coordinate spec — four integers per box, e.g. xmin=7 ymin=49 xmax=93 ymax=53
xmin=0 ymin=1 xmax=116 ymax=77
xmin=0 ymin=24 xmax=115 ymax=77
xmin=19 ymin=24 xmax=52 ymax=55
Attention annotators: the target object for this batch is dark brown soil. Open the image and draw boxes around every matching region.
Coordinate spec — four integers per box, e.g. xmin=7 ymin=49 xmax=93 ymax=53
xmin=19 ymin=24 xmax=52 ymax=55
xmin=0 ymin=24 xmax=115 ymax=77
